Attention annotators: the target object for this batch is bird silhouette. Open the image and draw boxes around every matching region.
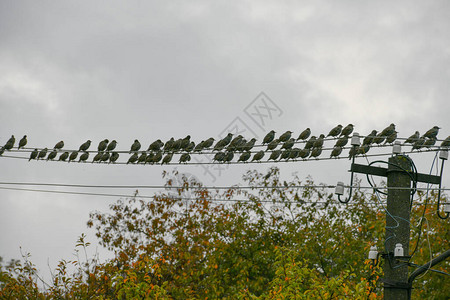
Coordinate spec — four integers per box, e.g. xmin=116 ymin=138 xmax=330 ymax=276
xmin=379 ymin=123 xmax=396 ymax=137
xmin=340 ymin=124 xmax=354 ymax=136
xmin=298 ymin=148 xmax=310 ymax=159
xmin=163 ymin=138 xmax=175 ymax=152
xmin=348 ymin=146 xmax=359 ymax=160
xmin=202 ymin=138 xmax=215 ymax=149
xmin=38 ymin=148 xmax=48 ymax=160
xmin=423 ymin=126 xmax=440 ymax=139
xmin=127 ymin=153 xmax=139 ymax=164
xmin=266 ymin=139 xmax=279 ymax=151
xmin=59 ymin=151 xmax=69 ymax=161
xmin=213 ymin=152 xmax=225 ymax=162
xmin=384 ymin=131 xmax=398 ymax=144
xmin=100 ymin=152 xmax=110 ymax=163
xmin=224 ymin=151 xmax=234 ymax=163
xmin=441 ymin=136 xmax=450 ymax=148
xmin=152 ymin=151 xmax=163 ymax=164
xmin=18 ymin=135 xmax=27 ymax=149
xmin=92 ymin=152 xmax=103 ymax=163
xmin=404 ymin=131 xmax=420 ymax=145
xmin=145 ymin=152 xmax=154 ymax=164
xmin=243 ymin=138 xmax=257 ymax=152
xmin=263 ymin=130 xmax=276 ymax=144
xmin=358 ymin=145 xmax=370 ymax=155
xmin=79 ymin=152 xmax=89 ymax=162
xmin=423 ymin=137 xmax=437 ymax=148
xmin=238 ymin=151 xmax=251 ymax=162
xmin=179 ymin=153 xmax=191 ymax=163
xmin=137 ymin=152 xmax=147 ymax=164
xmin=98 ymin=139 xmax=109 ymax=151
xmin=252 ymin=150 xmax=265 ymax=162
xmin=214 ymin=133 xmax=233 ymax=151
xmin=313 ymin=134 xmax=325 ymax=148
xmin=278 ymin=131 xmax=293 ymax=142
xmin=110 ymin=152 xmax=120 ymax=163
xmin=297 ymin=128 xmax=311 ymax=141
xmin=185 ymin=142 xmax=195 ymax=152
xmin=362 ymin=130 xmax=377 ymax=146
xmin=29 ymin=149 xmax=39 ymax=161
xmin=4 ymin=135 xmax=15 ymax=150
xmin=54 ymin=141 xmax=64 ymax=150
xmin=310 ymin=147 xmax=322 ymax=159
xmin=79 ymin=140 xmax=91 ymax=152
xmin=373 ymin=133 xmax=385 ymax=145
xmin=162 ymin=153 xmax=173 ymax=165
xmin=327 ymin=125 xmax=342 ymax=137
xmin=412 ymin=137 xmax=426 ymax=151
xmin=47 ymin=150 xmax=57 ymax=161
xmin=289 ymin=148 xmax=301 ymax=160
xmin=107 ymin=140 xmax=117 ymax=151
xmin=148 ymin=140 xmax=163 ymax=152
xmin=304 ymin=136 xmax=316 ymax=150
xmin=180 ymin=135 xmax=191 ymax=150
xmin=130 ymin=140 xmax=141 ymax=153
xmin=281 ymin=138 xmax=295 ymax=150
xmin=335 ymin=136 xmax=349 ymax=148
xmin=68 ymin=151 xmax=78 ymax=162
xmin=268 ymin=150 xmax=281 ymax=161
xmin=330 ymin=146 xmax=343 ymax=158
xmin=280 ymin=149 xmax=291 ymax=160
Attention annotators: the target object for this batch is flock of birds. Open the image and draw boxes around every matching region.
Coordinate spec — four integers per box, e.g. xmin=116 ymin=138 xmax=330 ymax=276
xmin=1 ymin=124 xmax=449 ymax=165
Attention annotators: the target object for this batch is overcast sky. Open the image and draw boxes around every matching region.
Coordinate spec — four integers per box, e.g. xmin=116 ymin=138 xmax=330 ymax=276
xmin=1 ymin=0 xmax=450 ymax=281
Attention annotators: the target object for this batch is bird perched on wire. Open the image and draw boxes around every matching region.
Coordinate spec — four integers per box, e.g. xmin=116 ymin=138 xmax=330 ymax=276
xmin=99 ymin=152 xmax=110 ymax=163
xmin=238 ymin=151 xmax=251 ymax=162
xmin=38 ymin=148 xmax=48 ymax=160
xmin=330 ymin=146 xmax=342 ymax=158
xmin=379 ymin=123 xmax=396 ymax=137
xmin=441 ymin=136 xmax=450 ymax=148
xmin=281 ymin=138 xmax=295 ymax=150
xmin=92 ymin=152 xmax=103 ymax=163
xmin=242 ymin=138 xmax=256 ymax=152
xmin=340 ymin=124 xmax=354 ymax=137
xmin=298 ymin=148 xmax=310 ymax=159
xmin=29 ymin=149 xmax=38 ymax=161
xmin=79 ymin=152 xmax=89 ymax=162
xmin=252 ymin=150 xmax=265 ymax=162
xmin=423 ymin=137 xmax=437 ymax=148
xmin=227 ymin=135 xmax=244 ymax=151
xmin=163 ymin=138 xmax=175 ymax=152
xmin=266 ymin=139 xmax=279 ymax=151
xmin=213 ymin=152 xmax=225 ymax=163
xmin=263 ymin=130 xmax=276 ymax=144
xmin=358 ymin=145 xmax=370 ymax=155
xmin=179 ymin=153 xmax=191 ymax=163
xmin=69 ymin=151 xmax=78 ymax=162
xmin=335 ymin=136 xmax=349 ymax=148
xmin=278 ymin=131 xmax=293 ymax=142
xmin=137 ymin=152 xmax=147 ymax=164
xmin=214 ymin=133 xmax=233 ymax=151
xmin=110 ymin=152 xmax=119 ymax=164
xmin=162 ymin=153 xmax=173 ymax=165
xmin=280 ymin=149 xmax=291 ymax=160
xmin=289 ymin=148 xmax=301 ymax=160
xmin=224 ymin=151 xmax=234 ymax=163
xmin=79 ymin=140 xmax=91 ymax=152
xmin=348 ymin=146 xmax=359 ymax=160
xmin=4 ymin=135 xmax=15 ymax=150
xmin=185 ymin=141 xmax=195 ymax=152
xmin=202 ymin=137 xmax=215 ymax=149
xmin=304 ymin=136 xmax=316 ymax=150
xmin=172 ymin=139 xmax=182 ymax=152
xmin=152 ymin=151 xmax=163 ymax=164
xmin=127 ymin=152 xmax=139 ymax=164
xmin=18 ymin=135 xmax=27 ymax=149
xmin=362 ymin=130 xmax=377 ymax=146
xmin=327 ymin=125 xmax=343 ymax=137
xmin=404 ymin=131 xmax=420 ymax=145
xmin=423 ymin=126 xmax=440 ymax=139
xmin=47 ymin=150 xmax=58 ymax=161
xmin=310 ymin=147 xmax=322 ymax=159
xmin=106 ymin=140 xmax=117 ymax=151
xmin=412 ymin=136 xmax=426 ymax=151
xmin=54 ymin=141 xmax=64 ymax=150
xmin=384 ymin=131 xmax=398 ymax=144
xmin=145 ymin=152 xmax=154 ymax=164
xmin=297 ymin=128 xmax=311 ymax=141
xmin=147 ymin=140 xmax=163 ymax=152
xmin=194 ymin=142 xmax=204 ymax=152
xmin=268 ymin=150 xmax=281 ymax=161
xmin=372 ymin=133 xmax=385 ymax=145
xmin=98 ymin=139 xmax=109 ymax=152
xmin=59 ymin=151 xmax=69 ymax=161
xmin=130 ymin=140 xmax=141 ymax=153
xmin=180 ymin=135 xmax=191 ymax=150
xmin=313 ymin=134 xmax=325 ymax=148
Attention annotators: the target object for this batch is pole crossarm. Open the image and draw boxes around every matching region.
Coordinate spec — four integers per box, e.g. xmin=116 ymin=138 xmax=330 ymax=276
xmin=350 ymin=163 xmax=441 ymax=184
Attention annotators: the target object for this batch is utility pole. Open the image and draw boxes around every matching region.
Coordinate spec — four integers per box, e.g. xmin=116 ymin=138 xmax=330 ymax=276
xmin=349 ymin=154 xmax=441 ymax=300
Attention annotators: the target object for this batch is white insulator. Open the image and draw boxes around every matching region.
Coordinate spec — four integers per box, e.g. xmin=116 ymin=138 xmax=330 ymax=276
xmin=394 ymin=243 xmax=404 ymax=257
xmin=392 ymin=141 xmax=402 ymax=154
xmin=351 ymin=132 xmax=361 ymax=146
xmin=368 ymin=246 xmax=378 ymax=260
xmin=335 ymin=181 xmax=345 ymax=196
xmin=439 ymin=150 xmax=448 ymax=160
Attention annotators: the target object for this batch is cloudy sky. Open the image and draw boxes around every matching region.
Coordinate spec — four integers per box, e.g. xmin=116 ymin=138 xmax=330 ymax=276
xmin=1 ymin=0 xmax=449 ymax=280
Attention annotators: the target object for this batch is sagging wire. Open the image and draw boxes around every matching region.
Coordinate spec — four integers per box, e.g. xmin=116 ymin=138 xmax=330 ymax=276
xmin=415 ymin=217 xmax=433 ymax=280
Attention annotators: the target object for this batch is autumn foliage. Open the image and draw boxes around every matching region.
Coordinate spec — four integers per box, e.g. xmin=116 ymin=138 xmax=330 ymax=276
xmin=1 ymin=167 xmax=448 ymax=299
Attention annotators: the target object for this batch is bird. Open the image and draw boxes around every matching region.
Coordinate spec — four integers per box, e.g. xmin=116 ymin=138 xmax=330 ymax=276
xmin=384 ymin=131 xmax=398 ymax=144
xmin=280 ymin=149 xmax=291 ymax=160
xmin=179 ymin=153 xmax=191 ymax=163
xmin=348 ymin=146 xmax=359 ymax=160
xmin=252 ymin=150 xmax=265 ymax=162
xmin=335 ymin=136 xmax=349 ymax=148
xmin=269 ymin=150 xmax=281 ymax=161
xmin=97 ymin=139 xmax=109 ymax=151
xmin=110 ymin=152 xmax=120 ymax=163
xmin=18 ymin=135 xmax=27 ymax=149
xmin=227 ymin=135 xmax=244 ymax=151
xmin=147 ymin=140 xmax=163 ymax=152
xmin=202 ymin=138 xmax=215 ymax=149
xmin=412 ymin=136 xmax=426 ymax=151
xmin=100 ymin=152 xmax=110 ymax=162
xmin=38 ymin=148 xmax=48 ymax=160
xmin=266 ymin=139 xmax=279 ymax=151
xmin=298 ymin=148 xmax=310 ymax=159
xmin=281 ymin=138 xmax=295 ymax=150
xmin=130 ymin=140 xmax=141 ymax=153
xmin=180 ymin=135 xmax=191 ymax=150
xmin=289 ymin=148 xmax=301 ymax=160
xmin=423 ymin=137 xmax=437 ymax=148
xmin=330 ymin=146 xmax=342 ymax=158
xmin=137 ymin=152 xmax=147 ymax=164
xmin=79 ymin=140 xmax=91 ymax=152
xmin=304 ymin=136 xmax=316 ymax=150
xmin=47 ymin=150 xmax=57 ymax=161
xmin=127 ymin=153 xmax=139 ymax=164
xmin=313 ymin=134 xmax=325 ymax=148
xmin=404 ymin=131 xmax=420 ymax=145
xmin=106 ymin=140 xmax=117 ymax=151
xmin=152 ymin=151 xmax=163 ymax=164
xmin=441 ymin=136 xmax=450 ymax=148
xmin=162 ymin=153 xmax=173 ymax=165
xmin=29 ymin=149 xmax=39 ymax=161
xmin=92 ymin=152 xmax=103 ymax=163
xmin=214 ymin=133 xmax=233 ymax=151
xmin=59 ymin=151 xmax=69 ymax=161
xmin=340 ymin=124 xmax=354 ymax=136
xmin=213 ymin=152 xmax=225 ymax=162
xmin=379 ymin=123 xmax=396 ymax=137
xmin=373 ymin=133 xmax=385 ymax=145
xmin=423 ymin=126 xmax=440 ymax=139
xmin=310 ymin=147 xmax=322 ymax=159
xmin=224 ymin=151 xmax=234 ymax=163
xmin=242 ymin=138 xmax=257 ymax=152
xmin=79 ymin=152 xmax=89 ymax=162
xmin=358 ymin=145 xmax=370 ymax=155
xmin=238 ymin=151 xmax=251 ymax=162
xmin=185 ymin=142 xmax=195 ymax=152
xmin=297 ymin=128 xmax=311 ymax=141
xmin=4 ymin=135 xmax=15 ymax=150
xmin=194 ymin=142 xmax=204 ymax=152
xmin=278 ymin=131 xmax=293 ymax=142
xmin=362 ymin=130 xmax=377 ymax=146
xmin=263 ymin=130 xmax=276 ymax=144
xmin=69 ymin=151 xmax=78 ymax=162
xmin=172 ymin=139 xmax=182 ymax=152
xmin=54 ymin=141 xmax=64 ymax=150
xmin=163 ymin=138 xmax=175 ymax=152
xmin=327 ymin=125 xmax=343 ymax=137
xmin=145 ymin=152 xmax=154 ymax=164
